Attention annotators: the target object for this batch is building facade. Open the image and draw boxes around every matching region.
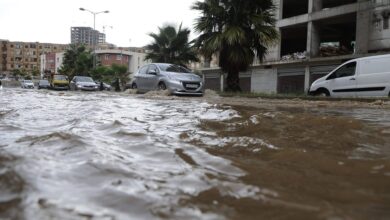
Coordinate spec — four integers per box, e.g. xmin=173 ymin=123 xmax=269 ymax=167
xmin=201 ymin=0 xmax=390 ymax=94
xmin=0 ymin=40 xmax=68 ymax=76
xmin=71 ymin=27 xmax=106 ymax=46
xmin=95 ymin=49 xmax=149 ymax=74
xmin=39 ymin=52 xmax=65 ymax=78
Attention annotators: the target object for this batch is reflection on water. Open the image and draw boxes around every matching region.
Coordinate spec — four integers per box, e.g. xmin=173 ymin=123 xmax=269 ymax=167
xmin=0 ymin=88 xmax=390 ymax=220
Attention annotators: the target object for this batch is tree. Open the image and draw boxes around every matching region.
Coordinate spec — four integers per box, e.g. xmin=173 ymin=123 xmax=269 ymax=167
xmin=145 ymin=24 xmax=199 ymax=67
xmin=12 ymin=69 xmax=21 ymax=80
xmin=91 ymin=64 xmax=128 ymax=91
xmin=192 ymin=0 xmax=279 ymax=92
xmin=58 ymin=44 xmax=93 ymax=79
xmin=31 ymin=67 xmax=40 ymax=79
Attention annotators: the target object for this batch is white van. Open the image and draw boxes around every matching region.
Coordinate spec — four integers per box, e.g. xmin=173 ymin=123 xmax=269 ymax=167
xmin=309 ymin=54 xmax=390 ymax=98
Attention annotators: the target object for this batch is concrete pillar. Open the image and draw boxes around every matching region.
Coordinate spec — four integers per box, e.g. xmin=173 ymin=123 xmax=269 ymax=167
xmin=308 ymin=0 xmax=322 ymax=13
xmin=307 ymin=21 xmax=321 ymax=58
xmin=220 ymin=73 xmax=224 ymax=92
xmin=277 ymin=0 xmax=284 ymax=20
xmin=275 ymin=0 xmax=283 ymax=60
xmin=355 ymin=1 xmax=370 ymax=54
xmin=304 ymin=65 xmax=311 ymax=93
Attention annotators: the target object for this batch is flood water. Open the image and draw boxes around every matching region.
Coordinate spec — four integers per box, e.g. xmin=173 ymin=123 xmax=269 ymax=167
xmin=1 ymin=88 xmax=390 ymax=220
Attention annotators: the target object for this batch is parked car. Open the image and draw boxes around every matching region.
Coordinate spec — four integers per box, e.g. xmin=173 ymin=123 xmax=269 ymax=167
xmin=130 ymin=63 xmax=204 ymax=96
xmin=309 ymin=54 xmax=390 ymax=98
xmin=21 ymin=80 xmax=34 ymax=89
xmin=38 ymin=79 xmax=50 ymax=89
xmin=70 ymin=76 xmax=99 ymax=91
xmin=48 ymin=74 xmax=69 ymax=90
xmin=95 ymin=81 xmax=112 ymax=91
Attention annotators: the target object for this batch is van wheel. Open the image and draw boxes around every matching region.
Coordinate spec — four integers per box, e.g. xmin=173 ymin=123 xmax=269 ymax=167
xmin=132 ymin=83 xmax=137 ymax=89
xmin=158 ymin=82 xmax=167 ymax=90
xmin=316 ymin=89 xmax=330 ymax=97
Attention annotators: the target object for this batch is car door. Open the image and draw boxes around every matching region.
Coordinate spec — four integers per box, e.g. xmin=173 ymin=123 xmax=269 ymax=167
xmin=326 ymin=61 xmax=357 ymax=97
xmin=143 ymin=64 xmax=160 ymax=90
xmin=355 ymin=58 xmax=389 ymax=97
xmin=135 ymin=65 xmax=149 ymax=91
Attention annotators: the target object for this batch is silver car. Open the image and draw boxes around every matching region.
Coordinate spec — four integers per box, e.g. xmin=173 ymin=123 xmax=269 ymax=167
xmin=70 ymin=76 xmax=99 ymax=91
xmin=130 ymin=63 xmax=204 ymax=96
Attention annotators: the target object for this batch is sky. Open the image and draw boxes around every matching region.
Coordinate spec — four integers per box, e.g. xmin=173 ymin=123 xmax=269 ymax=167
xmin=0 ymin=0 xmax=200 ymax=47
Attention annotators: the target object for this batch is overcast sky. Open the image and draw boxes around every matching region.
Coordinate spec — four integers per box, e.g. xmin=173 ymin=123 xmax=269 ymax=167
xmin=0 ymin=0 xmax=200 ymax=47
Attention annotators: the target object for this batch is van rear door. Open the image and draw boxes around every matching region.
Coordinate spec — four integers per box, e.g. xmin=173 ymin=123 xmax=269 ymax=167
xmin=326 ymin=61 xmax=357 ymax=97
xmin=355 ymin=57 xmax=390 ymax=97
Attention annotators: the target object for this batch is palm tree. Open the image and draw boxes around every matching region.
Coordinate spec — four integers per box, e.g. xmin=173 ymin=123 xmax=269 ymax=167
xmin=145 ymin=24 xmax=199 ymax=67
xmin=192 ymin=0 xmax=279 ymax=92
xmin=58 ymin=44 xmax=93 ymax=79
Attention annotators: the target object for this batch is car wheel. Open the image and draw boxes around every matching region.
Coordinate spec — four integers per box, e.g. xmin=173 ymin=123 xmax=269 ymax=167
xmin=316 ymin=89 xmax=330 ymax=97
xmin=132 ymin=83 xmax=137 ymax=89
xmin=158 ymin=82 xmax=167 ymax=90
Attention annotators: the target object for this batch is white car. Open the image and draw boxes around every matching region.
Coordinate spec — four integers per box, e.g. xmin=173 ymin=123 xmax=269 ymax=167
xmin=21 ymin=80 xmax=34 ymax=89
xmin=309 ymin=54 xmax=390 ymax=98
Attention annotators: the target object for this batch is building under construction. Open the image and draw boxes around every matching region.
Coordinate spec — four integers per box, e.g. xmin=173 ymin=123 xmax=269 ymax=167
xmin=202 ymin=0 xmax=390 ymax=94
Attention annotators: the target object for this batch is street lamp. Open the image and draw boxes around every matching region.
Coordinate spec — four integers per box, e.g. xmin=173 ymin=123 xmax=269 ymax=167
xmin=79 ymin=7 xmax=109 ymax=69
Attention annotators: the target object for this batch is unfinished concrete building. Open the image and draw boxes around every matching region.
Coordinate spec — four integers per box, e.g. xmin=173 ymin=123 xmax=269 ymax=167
xmin=202 ymin=0 xmax=390 ymax=94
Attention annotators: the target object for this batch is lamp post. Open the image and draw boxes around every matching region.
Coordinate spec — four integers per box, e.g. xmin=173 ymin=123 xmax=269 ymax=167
xmin=79 ymin=7 xmax=109 ymax=69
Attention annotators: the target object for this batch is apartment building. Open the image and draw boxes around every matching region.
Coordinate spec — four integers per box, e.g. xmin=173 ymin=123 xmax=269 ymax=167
xmin=71 ymin=27 xmax=106 ymax=46
xmin=39 ymin=52 xmax=65 ymax=78
xmin=202 ymin=0 xmax=390 ymax=93
xmin=0 ymin=40 xmax=68 ymax=76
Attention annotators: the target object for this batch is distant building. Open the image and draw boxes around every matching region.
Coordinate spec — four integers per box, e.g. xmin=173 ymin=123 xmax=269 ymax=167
xmin=71 ymin=27 xmax=106 ymax=46
xmin=201 ymin=0 xmax=390 ymax=94
xmin=95 ymin=49 xmax=149 ymax=74
xmin=39 ymin=52 xmax=64 ymax=78
xmin=0 ymin=40 xmax=68 ymax=76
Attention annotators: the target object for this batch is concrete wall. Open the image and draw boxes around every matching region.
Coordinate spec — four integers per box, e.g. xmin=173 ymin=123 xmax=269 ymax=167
xmin=368 ymin=4 xmax=390 ymax=51
xmin=251 ymin=68 xmax=278 ymax=93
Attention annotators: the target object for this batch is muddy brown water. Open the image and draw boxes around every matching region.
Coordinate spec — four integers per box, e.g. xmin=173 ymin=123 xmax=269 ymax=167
xmin=0 ymin=88 xmax=390 ymax=220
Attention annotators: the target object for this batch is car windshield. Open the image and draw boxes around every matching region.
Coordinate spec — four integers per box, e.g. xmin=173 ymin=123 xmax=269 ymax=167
xmin=39 ymin=80 xmax=49 ymax=85
xmin=54 ymin=75 xmax=68 ymax=80
xmin=76 ymin=76 xmax=94 ymax=82
xmin=157 ymin=64 xmax=191 ymax=73
xmin=24 ymin=80 xmax=33 ymax=83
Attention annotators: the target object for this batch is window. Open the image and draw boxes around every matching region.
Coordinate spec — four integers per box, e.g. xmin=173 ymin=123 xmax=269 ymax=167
xmin=327 ymin=62 xmax=356 ymax=80
xmin=116 ymin=55 xmax=122 ymax=60
xmin=105 ymin=54 xmax=110 ymax=60
xmin=148 ymin=65 xmax=158 ymax=74
xmin=139 ymin=66 xmax=148 ymax=74
xmin=384 ymin=17 xmax=389 ymax=29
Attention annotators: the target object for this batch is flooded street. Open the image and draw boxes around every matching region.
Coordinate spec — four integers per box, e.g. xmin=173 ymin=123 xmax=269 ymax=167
xmin=1 ymin=88 xmax=390 ymax=220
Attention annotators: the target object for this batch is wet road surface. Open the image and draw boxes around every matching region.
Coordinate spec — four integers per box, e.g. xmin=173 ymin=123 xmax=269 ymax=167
xmin=0 ymin=88 xmax=390 ymax=220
